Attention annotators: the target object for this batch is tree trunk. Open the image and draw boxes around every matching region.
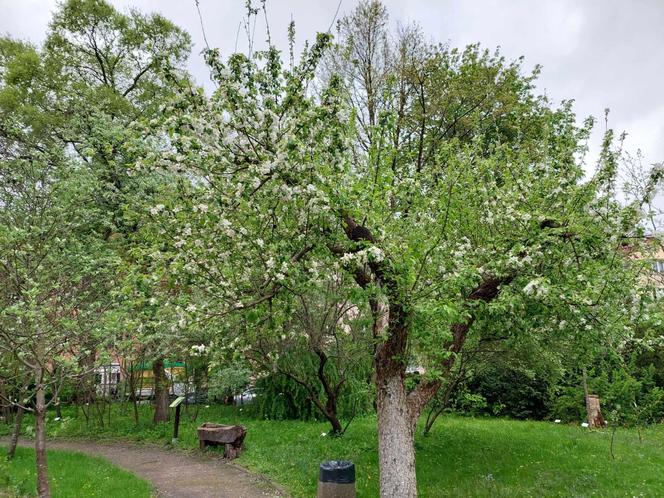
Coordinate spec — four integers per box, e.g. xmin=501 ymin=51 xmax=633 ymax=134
xmin=325 ymin=408 xmax=344 ymax=435
xmin=372 ymin=298 xmax=418 ymax=498
xmin=0 ymin=380 xmax=10 ymax=423
xmin=314 ymin=350 xmax=346 ymax=436
xmin=35 ymin=367 xmax=51 ymax=498
xmin=135 ymin=360 xmax=145 ymax=425
xmin=153 ymin=358 xmax=170 ymax=424
xmin=375 ymin=365 xmax=417 ymax=498
xmin=7 ymin=405 xmax=24 ymax=460
xmin=132 ymin=397 xmax=140 ymax=425
xmin=586 ymin=395 xmax=605 ymax=428
xmin=128 ymin=362 xmax=140 ymax=426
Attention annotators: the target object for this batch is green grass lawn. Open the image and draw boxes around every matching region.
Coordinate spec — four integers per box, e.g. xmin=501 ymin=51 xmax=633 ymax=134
xmin=0 ymin=446 xmax=152 ymax=498
xmin=3 ymin=403 xmax=664 ymax=497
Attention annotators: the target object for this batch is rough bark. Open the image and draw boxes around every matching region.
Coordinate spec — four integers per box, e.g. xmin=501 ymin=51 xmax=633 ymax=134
xmin=153 ymin=358 xmax=170 ymax=424
xmin=35 ymin=367 xmax=50 ymax=498
xmin=7 ymin=405 xmax=24 ymax=460
xmin=372 ymin=294 xmax=421 ymax=497
xmin=340 ymin=214 xmax=418 ymax=496
xmin=586 ymin=395 xmax=605 ymax=428
xmin=376 ymin=365 xmax=417 ymax=498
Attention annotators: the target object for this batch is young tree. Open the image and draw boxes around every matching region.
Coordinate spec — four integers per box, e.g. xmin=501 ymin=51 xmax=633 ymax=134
xmin=0 ymin=118 xmax=116 ymax=498
xmin=0 ymin=0 xmax=191 ymax=490
xmin=0 ymin=35 xmax=115 ymax=496
xmin=0 ymin=353 xmax=31 ymax=460
xmin=241 ymin=273 xmax=372 ymax=435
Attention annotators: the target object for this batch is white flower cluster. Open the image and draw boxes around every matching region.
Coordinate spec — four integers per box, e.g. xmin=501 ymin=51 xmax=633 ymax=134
xmin=452 ymin=237 xmax=473 ymax=260
xmin=340 ymin=246 xmax=385 ymax=267
xmin=150 ymin=204 xmax=165 ymax=215
xmin=191 ymin=344 xmax=207 ymax=356
xmin=523 ymin=277 xmax=549 ymax=298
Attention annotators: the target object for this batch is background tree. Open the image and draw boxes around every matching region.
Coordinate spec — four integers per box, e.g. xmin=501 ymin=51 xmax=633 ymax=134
xmin=0 ymin=114 xmax=117 ymax=497
xmin=43 ymin=0 xmax=191 ymax=423
xmin=240 ymin=272 xmax=373 ymax=435
xmin=0 ymin=0 xmax=192 ymax=492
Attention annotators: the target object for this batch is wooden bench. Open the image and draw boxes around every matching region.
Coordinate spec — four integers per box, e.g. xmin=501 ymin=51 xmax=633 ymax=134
xmin=197 ymin=423 xmax=246 ymax=459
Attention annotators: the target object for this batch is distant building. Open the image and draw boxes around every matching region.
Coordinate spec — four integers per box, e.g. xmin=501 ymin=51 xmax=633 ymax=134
xmin=94 ymin=359 xmax=189 ymax=399
xmin=624 ymin=235 xmax=664 ymax=289
xmin=95 ymin=362 xmax=122 ymax=396
xmin=643 ymin=235 xmax=664 ymax=292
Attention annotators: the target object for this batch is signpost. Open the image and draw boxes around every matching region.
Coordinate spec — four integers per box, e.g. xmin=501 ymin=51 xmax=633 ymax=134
xmin=170 ymin=396 xmax=185 ymax=444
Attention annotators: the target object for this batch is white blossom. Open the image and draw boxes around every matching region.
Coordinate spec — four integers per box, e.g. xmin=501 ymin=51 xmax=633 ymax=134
xmin=150 ymin=204 xmax=165 ymax=215
xmin=367 ymin=246 xmax=384 ymax=262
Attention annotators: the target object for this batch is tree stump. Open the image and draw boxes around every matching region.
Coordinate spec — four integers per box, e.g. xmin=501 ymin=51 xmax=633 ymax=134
xmin=197 ymin=423 xmax=246 ymax=459
xmin=586 ymin=395 xmax=606 ymax=428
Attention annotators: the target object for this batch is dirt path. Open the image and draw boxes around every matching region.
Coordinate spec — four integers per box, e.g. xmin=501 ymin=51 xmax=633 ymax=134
xmin=10 ymin=438 xmax=287 ymax=498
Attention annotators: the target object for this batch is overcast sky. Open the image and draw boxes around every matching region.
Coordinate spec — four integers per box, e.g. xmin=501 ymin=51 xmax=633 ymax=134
xmin=1 ymin=0 xmax=663 ymax=208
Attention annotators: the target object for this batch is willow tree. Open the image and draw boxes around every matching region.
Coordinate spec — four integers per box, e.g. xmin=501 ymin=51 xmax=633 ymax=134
xmin=143 ymin=5 xmax=657 ymax=497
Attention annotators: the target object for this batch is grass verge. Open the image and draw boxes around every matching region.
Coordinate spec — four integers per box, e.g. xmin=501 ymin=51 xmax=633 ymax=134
xmin=0 ymin=445 xmax=152 ymax=498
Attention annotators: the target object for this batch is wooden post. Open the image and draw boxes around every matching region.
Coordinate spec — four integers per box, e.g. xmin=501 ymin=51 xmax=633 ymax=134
xmin=170 ymin=396 xmax=185 ymax=444
xmin=173 ymin=404 xmax=181 ymax=441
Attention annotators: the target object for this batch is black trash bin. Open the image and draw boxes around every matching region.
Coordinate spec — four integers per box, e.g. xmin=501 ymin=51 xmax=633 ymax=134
xmin=317 ymin=460 xmax=356 ymax=498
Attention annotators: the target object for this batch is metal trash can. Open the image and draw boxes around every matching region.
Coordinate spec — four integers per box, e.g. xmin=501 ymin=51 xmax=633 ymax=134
xmin=317 ymin=460 xmax=356 ymax=498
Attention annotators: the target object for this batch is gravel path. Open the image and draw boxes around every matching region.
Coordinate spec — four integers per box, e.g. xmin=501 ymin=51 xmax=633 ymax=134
xmin=9 ymin=438 xmax=287 ymax=498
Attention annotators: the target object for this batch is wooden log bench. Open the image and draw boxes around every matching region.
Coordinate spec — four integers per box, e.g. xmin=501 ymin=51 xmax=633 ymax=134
xmin=197 ymin=423 xmax=247 ymax=459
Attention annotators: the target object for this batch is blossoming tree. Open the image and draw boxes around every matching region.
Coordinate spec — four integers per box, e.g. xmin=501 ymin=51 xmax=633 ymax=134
xmin=143 ymin=4 xmax=660 ymax=496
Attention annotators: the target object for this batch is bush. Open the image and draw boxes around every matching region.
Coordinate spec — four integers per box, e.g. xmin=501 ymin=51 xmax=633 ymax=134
xmin=463 ymin=364 xmax=553 ymax=420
